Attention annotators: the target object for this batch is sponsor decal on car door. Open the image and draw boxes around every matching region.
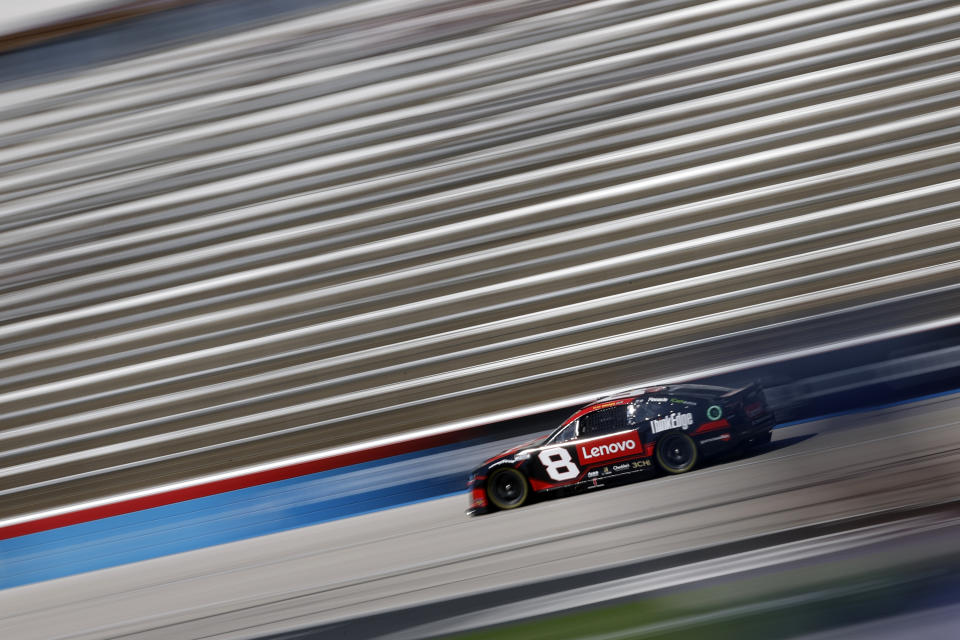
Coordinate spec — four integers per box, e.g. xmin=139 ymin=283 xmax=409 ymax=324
xmin=576 ymin=431 xmax=641 ymax=464
xmin=535 ymin=431 xmax=642 ymax=482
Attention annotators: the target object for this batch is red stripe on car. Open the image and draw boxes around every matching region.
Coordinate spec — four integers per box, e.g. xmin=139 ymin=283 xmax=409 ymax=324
xmin=694 ymin=418 xmax=730 ymax=434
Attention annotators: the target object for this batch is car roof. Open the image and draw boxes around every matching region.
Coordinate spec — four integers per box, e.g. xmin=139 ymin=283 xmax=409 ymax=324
xmin=594 ymin=383 xmax=733 ymax=404
xmin=557 ymin=383 xmax=739 ymax=429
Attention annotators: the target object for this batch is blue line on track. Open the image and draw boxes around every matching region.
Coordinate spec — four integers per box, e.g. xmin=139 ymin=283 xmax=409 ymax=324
xmin=0 ymin=442 xmax=478 ymax=590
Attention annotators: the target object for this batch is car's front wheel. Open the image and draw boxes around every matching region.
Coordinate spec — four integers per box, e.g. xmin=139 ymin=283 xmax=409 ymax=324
xmin=655 ymin=431 xmax=698 ymax=474
xmin=486 ymin=467 xmax=530 ymax=510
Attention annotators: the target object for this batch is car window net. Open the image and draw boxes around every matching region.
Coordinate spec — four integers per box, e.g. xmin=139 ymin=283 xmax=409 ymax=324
xmin=579 ymin=406 xmax=629 ymax=436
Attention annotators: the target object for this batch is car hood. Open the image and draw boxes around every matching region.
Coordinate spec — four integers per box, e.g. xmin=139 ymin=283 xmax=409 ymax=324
xmin=480 ymin=433 xmax=549 ymax=467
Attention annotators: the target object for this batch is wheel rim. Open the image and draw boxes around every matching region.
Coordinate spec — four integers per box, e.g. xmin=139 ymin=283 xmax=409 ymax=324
xmin=489 ymin=469 xmax=526 ymax=507
xmin=659 ymin=433 xmax=694 ymax=470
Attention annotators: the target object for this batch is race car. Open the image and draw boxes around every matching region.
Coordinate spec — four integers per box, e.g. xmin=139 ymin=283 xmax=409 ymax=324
xmin=467 ymin=382 xmax=775 ymax=514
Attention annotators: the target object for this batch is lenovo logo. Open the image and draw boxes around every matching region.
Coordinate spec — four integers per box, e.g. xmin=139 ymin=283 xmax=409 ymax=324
xmin=577 ymin=432 xmax=641 ymax=463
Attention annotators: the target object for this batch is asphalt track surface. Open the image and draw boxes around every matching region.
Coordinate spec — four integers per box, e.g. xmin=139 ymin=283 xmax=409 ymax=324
xmin=3 ymin=393 xmax=959 ymax=639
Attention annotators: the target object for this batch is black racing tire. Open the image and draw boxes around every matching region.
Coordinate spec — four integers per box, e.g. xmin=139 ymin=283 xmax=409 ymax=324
xmin=655 ymin=431 xmax=699 ymax=474
xmin=486 ymin=467 xmax=530 ymax=510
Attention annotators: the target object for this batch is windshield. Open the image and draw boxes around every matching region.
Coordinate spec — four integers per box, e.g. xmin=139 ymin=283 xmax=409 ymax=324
xmin=546 ymin=420 xmax=578 ymax=444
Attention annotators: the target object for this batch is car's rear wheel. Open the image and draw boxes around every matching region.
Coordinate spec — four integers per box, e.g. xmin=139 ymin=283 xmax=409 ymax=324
xmin=486 ymin=468 xmax=529 ymax=510
xmin=655 ymin=431 xmax=698 ymax=474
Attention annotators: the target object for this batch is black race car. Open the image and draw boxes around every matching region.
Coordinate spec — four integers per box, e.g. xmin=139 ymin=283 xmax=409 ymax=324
xmin=468 ymin=383 xmax=775 ymax=514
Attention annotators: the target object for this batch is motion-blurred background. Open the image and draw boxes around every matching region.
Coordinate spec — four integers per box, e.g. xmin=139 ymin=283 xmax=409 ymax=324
xmin=1 ymin=1 xmax=959 ymax=638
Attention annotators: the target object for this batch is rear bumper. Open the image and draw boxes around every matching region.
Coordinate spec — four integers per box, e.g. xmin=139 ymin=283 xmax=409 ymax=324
xmin=742 ymin=412 xmax=776 ymax=439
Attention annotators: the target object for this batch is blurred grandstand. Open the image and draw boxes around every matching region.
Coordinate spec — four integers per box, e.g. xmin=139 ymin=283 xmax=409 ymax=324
xmin=1 ymin=0 xmax=959 ymax=524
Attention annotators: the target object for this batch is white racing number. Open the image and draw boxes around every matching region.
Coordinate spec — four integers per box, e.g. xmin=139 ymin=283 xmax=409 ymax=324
xmin=538 ymin=447 xmax=580 ymax=481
